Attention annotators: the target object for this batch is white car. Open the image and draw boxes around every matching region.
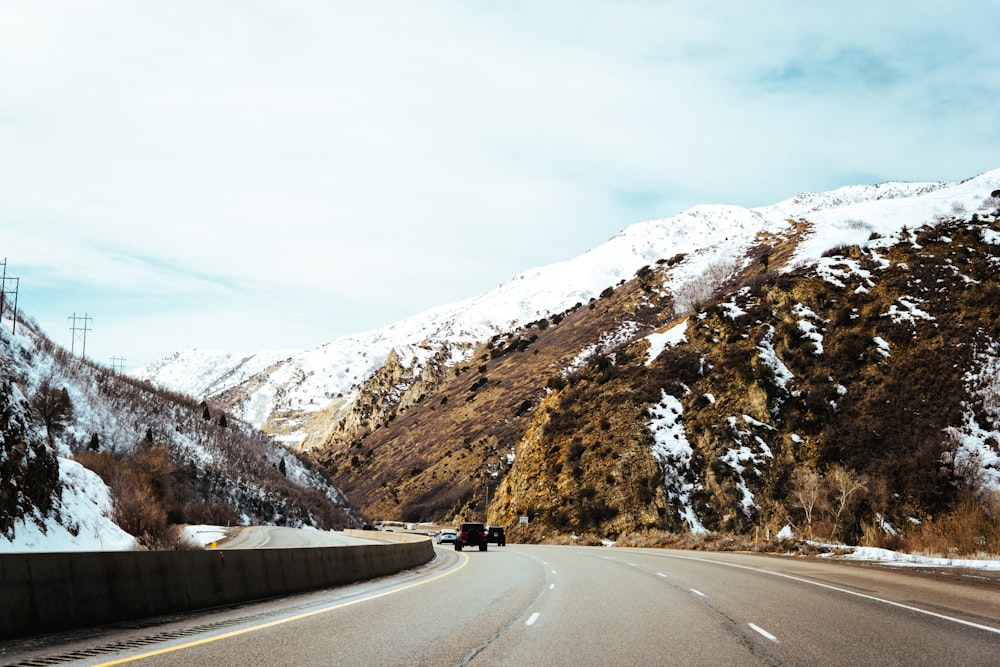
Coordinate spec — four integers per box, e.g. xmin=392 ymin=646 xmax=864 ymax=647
xmin=436 ymin=529 xmax=458 ymax=544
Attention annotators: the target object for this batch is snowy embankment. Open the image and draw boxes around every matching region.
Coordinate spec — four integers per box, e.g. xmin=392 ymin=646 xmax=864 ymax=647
xmin=0 ymin=458 xmax=135 ymax=553
xmin=824 ymin=546 xmax=1000 ymax=571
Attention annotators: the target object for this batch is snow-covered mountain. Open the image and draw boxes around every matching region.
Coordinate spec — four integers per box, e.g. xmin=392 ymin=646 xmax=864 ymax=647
xmin=135 ymin=170 xmax=1000 ymax=451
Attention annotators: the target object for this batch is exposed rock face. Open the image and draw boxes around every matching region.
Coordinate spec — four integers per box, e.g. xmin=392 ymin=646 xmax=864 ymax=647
xmin=0 ymin=369 xmax=60 ymax=538
xmin=317 ymin=343 xmax=452 ymax=451
xmin=337 ymin=348 xmax=410 ymax=438
xmin=489 ymin=390 xmax=670 ymax=542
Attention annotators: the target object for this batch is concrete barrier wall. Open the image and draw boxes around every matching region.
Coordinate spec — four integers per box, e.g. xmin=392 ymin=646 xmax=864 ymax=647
xmin=0 ymin=534 xmax=434 ymax=639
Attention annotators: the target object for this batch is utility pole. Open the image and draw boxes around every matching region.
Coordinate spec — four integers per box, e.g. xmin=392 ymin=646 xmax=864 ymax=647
xmin=484 ymin=474 xmax=490 ymax=523
xmin=0 ymin=259 xmax=20 ymax=335
xmin=483 ymin=451 xmax=500 ymax=523
xmin=10 ymin=277 xmax=18 ymax=335
xmin=68 ymin=312 xmax=93 ymax=358
xmin=110 ymin=356 xmax=127 ymax=373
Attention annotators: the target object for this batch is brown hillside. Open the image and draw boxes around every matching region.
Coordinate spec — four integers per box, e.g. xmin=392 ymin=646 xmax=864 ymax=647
xmin=312 ymin=209 xmax=1000 ymax=549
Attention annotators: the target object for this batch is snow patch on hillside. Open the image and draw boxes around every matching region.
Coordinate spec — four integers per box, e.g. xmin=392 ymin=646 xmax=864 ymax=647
xmin=648 ymin=390 xmax=707 ymax=534
xmin=947 ymin=342 xmax=1000 ymax=492
xmin=645 ymin=319 xmax=688 ymax=366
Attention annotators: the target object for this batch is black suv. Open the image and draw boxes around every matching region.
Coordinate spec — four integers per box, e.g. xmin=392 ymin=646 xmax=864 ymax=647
xmin=456 ymin=522 xmax=487 ymax=551
xmin=485 ymin=526 xmax=506 ymax=546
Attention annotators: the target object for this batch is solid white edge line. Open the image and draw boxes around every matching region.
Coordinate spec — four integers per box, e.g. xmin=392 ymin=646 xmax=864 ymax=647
xmin=664 ymin=553 xmax=1000 ymax=636
xmin=526 ymin=612 xmax=541 ymax=627
xmin=748 ymin=623 xmax=778 ymax=642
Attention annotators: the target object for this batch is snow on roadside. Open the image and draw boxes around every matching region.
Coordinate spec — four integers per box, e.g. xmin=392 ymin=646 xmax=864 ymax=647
xmin=183 ymin=525 xmax=229 ymax=547
xmin=826 ymin=546 xmax=1000 ymax=571
xmin=0 ymin=458 xmax=136 ymax=553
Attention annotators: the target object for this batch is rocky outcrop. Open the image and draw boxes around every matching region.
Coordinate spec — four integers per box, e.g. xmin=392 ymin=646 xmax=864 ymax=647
xmin=0 ymin=371 xmax=60 ymax=539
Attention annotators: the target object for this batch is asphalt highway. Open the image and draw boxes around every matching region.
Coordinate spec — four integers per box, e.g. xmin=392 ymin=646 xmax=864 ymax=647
xmin=2 ymin=544 xmax=997 ymax=666
xmin=214 ymin=525 xmax=385 ymax=548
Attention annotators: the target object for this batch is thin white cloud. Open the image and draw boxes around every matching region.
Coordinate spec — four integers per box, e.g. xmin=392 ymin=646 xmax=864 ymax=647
xmin=1 ymin=1 xmax=998 ymax=367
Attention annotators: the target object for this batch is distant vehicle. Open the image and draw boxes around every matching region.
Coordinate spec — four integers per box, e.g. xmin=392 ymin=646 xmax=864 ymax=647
xmin=437 ymin=529 xmax=458 ymax=544
xmin=455 ymin=522 xmax=487 ymax=551
xmin=485 ymin=526 xmax=506 ymax=546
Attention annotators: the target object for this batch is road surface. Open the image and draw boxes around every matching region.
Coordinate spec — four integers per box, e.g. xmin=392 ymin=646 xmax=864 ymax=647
xmin=212 ymin=525 xmax=385 ymax=549
xmin=2 ymin=545 xmax=997 ymax=666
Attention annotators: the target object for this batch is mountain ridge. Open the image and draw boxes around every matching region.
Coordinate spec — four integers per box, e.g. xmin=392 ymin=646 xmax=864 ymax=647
xmin=135 ymin=169 xmax=1000 ymax=452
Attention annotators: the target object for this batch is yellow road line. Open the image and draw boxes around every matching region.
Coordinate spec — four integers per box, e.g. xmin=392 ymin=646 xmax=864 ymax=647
xmin=94 ymin=551 xmax=469 ymax=666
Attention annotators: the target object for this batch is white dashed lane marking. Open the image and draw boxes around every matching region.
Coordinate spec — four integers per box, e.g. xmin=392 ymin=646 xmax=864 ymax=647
xmin=748 ymin=623 xmax=778 ymax=642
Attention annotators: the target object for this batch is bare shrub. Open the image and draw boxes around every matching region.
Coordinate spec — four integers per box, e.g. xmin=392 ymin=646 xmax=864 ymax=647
xmin=613 ymin=530 xmax=799 ymax=553
xmin=821 ymin=244 xmax=851 ymax=258
xmin=114 ymin=479 xmax=170 ymax=547
xmin=613 ymin=530 xmax=673 ymax=548
xmin=75 ymin=447 xmax=176 ymax=548
xmin=903 ymin=490 xmax=1000 ymax=557
xmin=182 ymin=499 xmax=238 ymax=527
xmin=860 ymin=519 xmax=905 ymax=552
xmin=673 ymin=259 xmax=738 ymax=313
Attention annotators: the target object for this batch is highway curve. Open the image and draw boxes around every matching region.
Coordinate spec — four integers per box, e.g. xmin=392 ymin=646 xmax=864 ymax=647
xmin=214 ymin=526 xmax=385 ymax=548
xmin=1 ymin=545 xmax=997 ymax=666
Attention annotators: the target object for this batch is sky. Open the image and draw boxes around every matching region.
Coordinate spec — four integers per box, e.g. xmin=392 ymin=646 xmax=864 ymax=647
xmin=2 ymin=1 xmax=999 ymax=369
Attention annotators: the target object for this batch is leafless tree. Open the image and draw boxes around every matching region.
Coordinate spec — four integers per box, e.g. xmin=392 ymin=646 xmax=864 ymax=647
xmin=790 ymin=467 xmax=826 ymax=539
xmin=828 ymin=465 xmax=867 ymax=541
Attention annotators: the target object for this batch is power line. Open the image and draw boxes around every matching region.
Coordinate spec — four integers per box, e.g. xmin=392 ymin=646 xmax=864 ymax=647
xmin=110 ymin=356 xmax=127 ymax=373
xmin=68 ymin=312 xmax=93 ymax=358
